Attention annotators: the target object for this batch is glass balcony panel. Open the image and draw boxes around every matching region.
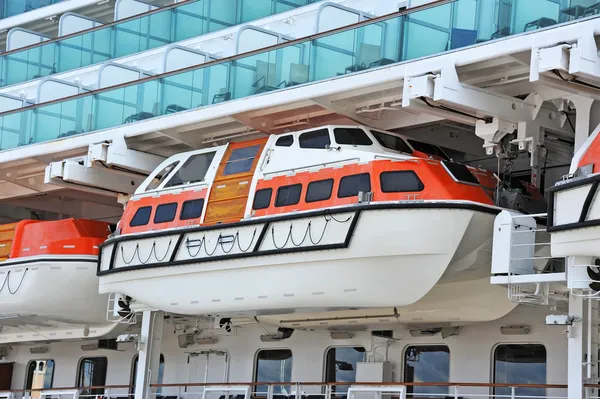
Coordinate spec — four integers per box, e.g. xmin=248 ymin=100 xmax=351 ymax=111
xmin=514 ymin=0 xmax=560 ymax=33
xmin=0 ymin=0 xmax=587 ymax=151
xmin=172 ymin=1 xmax=207 ymax=42
xmin=206 ymin=0 xmax=238 ymax=32
xmin=3 ymin=0 xmax=62 ymax=19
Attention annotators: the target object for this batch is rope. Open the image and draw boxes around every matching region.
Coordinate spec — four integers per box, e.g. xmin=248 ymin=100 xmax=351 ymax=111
xmin=271 ymin=213 xmax=351 ymax=249
xmin=120 ymin=240 xmax=172 ymax=265
xmin=186 ymin=229 xmax=257 ymax=258
xmin=0 ymin=269 xmax=28 ymax=295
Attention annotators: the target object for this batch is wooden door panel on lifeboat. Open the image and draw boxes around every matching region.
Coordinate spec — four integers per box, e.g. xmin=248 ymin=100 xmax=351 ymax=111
xmin=203 ymin=139 xmax=267 ymax=225
xmin=0 ymin=222 xmax=17 ymax=261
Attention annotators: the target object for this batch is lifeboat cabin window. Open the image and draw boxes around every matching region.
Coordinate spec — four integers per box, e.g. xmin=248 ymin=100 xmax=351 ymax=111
xmin=404 ymin=345 xmax=450 ymax=397
xmin=371 ymin=130 xmax=413 ymax=154
xmin=165 ymin=152 xmax=216 ymax=188
xmin=131 ymin=354 xmax=165 ymax=395
xmin=325 ymin=347 xmax=366 ymax=393
xmin=334 ymin=128 xmax=373 ymax=146
xmin=130 ymin=206 xmax=152 ymax=227
xmin=494 ymin=344 xmax=547 ymax=398
xmin=146 ymin=161 xmax=179 ymax=191
xmin=77 ymin=357 xmax=107 ymax=396
xmin=253 ymin=188 xmax=273 ymax=210
xmin=407 ymin=139 xmax=450 ymax=160
xmin=24 ymin=360 xmax=54 ymax=391
xmin=276 ymin=135 xmax=294 ymax=147
xmin=275 ymin=184 xmax=302 ymax=207
xmin=380 ymin=171 xmax=424 ymax=193
xmin=299 ymin=128 xmax=331 ymax=149
xmin=223 ymin=145 xmax=261 ymax=176
xmin=181 ymin=199 xmax=205 ymax=220
xmin=255 ymin=349 xmax=293 ymax=395
xmin=441 ymin=160 xmax=479 ymax=185
xmin=338 ymin=173 xmax=371 ymax=198
xmin=306 ymin=179 xmax=334 ymax=203
xmin=154 ymin=202 xmax=178 ymax=223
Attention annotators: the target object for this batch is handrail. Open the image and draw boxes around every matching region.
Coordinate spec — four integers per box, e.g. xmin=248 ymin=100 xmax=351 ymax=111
xmin=148 ymin=382 xmax=568 ymax=389
xmin=0 ymin=0 xmax=197 ymax=58
xmin=0 ymin=0 xmax=453 ymax=119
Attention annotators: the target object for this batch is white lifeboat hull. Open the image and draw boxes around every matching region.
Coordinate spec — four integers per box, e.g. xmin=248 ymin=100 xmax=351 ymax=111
xmin=99 ymin=202 xmax=497 ymax=316
xmin=0 ymin=255 xmax=109 ymax=325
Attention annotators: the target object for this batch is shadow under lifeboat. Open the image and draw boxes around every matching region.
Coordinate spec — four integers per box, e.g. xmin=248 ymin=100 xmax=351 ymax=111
xmin=98 ymin=125 xmax=517 ymax=325
xmin=0 ymin=219 xmax=120 ymax=343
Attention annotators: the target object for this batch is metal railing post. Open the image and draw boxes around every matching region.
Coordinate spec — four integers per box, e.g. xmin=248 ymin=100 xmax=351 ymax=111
xmin=453 ymin=385 xmax=459 ymax=399
xmin=510 ymin=386 xmax=516 ymax=399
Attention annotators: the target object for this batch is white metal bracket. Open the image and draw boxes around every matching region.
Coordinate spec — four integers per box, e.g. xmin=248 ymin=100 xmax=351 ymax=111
xmin=87 ymin=136 xmax=164 ymax=174
xmin=475 ymin=117 xmax=517 ymax=155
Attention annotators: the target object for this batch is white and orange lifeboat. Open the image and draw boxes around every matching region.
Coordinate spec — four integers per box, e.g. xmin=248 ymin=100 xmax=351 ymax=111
xmin=98 ymin=125 xmax=515 ymax=325
xmin=0 ymin=219 xmax=118 ymax=342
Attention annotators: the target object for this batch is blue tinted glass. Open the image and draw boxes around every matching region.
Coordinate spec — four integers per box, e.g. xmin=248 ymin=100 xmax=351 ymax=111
xmin=180 ymin=199 xmax=205 ymax=220
xmin=154 ymin=202 xmax=178 ymax=223
xmin=404 ymin=346 xmax=450 ymax=396
xmin=130 ymin=206 xmax=152 ymax=227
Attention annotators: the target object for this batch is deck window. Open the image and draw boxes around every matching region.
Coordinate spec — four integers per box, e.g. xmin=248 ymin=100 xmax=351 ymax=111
xmin=77 ymin=357 xmax=107 ymax=396
xmin=253 ymin=188 xmax=273 ymax=210
xmin=146 ymin=161 xmax=179 ymax=191
xmin=130 ymin=206 xmax=152 ymax=227
xmin=334 ymin=128 xmax=373 ymax=146
xmin=223 ymin=145 xmax=261 ymax=176
xmin=255 ymin=349 xmax=293 ymax=395
xmin=276 ymin=135 xmax=294 ymax=147
xmin=494 ymin=344 xmax=547 ymax=398
xmin=154 ymin=203 xmax=178 ymax=223
xmin=299 ymin=129 xmax=331 ymax=149
xmin=441 ymin=161 xmax=479 ymax=185
xmin=306 ymin=179 xmax=334 ymax=203
xmin=380 ymin=171 xmax=424 ymax=192
xmin=371 ymin=130 xmax=413 ymax=154
xmin=131 ymin=354 xmax=164 ymax=395
xmin=338 ymin=173 xmax=371 ymax=198
xmin=180 ymin=199 xmax=205 ymax=220
xmin=275 ymin=184 xmax=302 ymax=207
xmin=325 ymin=347 xmax=366 ymax=393
xmin=165 ymin=152 xmax=216 ymax=188
xmin=24 ymin=360 xmax=54 ymax=391
xmin=404 ymin=345 xmax=450 ymax=397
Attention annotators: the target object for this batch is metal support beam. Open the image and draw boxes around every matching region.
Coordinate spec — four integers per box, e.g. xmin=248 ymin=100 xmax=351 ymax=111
xmin=513 ymin=122 xmax=543 ymax=187
xmin=310 ymin=97 xmax=387 ymax=128
xmin=569 ymin=95 xmax=594 ymax=157
xmin=475 ymin=117 xmax=517 ymax=155
xmin=88 ymin=137 xmax=164 ymax=175
xmin=569 ymin=26 xmax=600 ymax=82
xmin=568 ymin=289 xmax=585 ymax=399
xmin=135 ymin=311 xmax=164 ymax=399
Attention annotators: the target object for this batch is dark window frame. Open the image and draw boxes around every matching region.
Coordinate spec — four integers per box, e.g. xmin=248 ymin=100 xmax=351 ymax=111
xmin=24 ymin=359 xmax=55 ymax=390
xmin=164 ymin=152 xmax=216 ymax=188
xmin=275 ymin=184 xmax=303 ymax=207
xmin=306 ymin=179 xmax=334 ymax=203
xmin=253 ymin=188 xmax=273 ymax=210
xmin=324 ymin=346 xmax=366 ymax=394
xmin=380 ymin=171 xmax=425 ymax=193
xmin=223 ymin=145 xmax=261 ymax=176
xmin=130 ymin=206 xmax=152 ymax=227
xmin=154 ymin=202 xmax=178 ymax=224
xmin=493 ymin=344 xmax=547 ymax=398
xmin=180 ymin=199 xmax=205 ymax=220
xmin=77 ymin=357 xmax=108 ymax=396
xmin=333 ymin=128 xmax=373 ymax=146
xmin=275 ymin=135 xmax=294 ymax=147
xmin=337 ymin=173 xmax=371 ymax=199
xmin=131 ymin=354 xmax=165 ymax=395
xmin=254 ymin=349 xmax=293 ymax=395
xmin=299 ymin=128 xmax=331 ymax=149
xmin=404 ymin=345 xmax=450 ymax=396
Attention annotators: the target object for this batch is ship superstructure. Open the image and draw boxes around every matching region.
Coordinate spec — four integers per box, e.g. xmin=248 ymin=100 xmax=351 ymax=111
xmin=0 ymin=1 xmax=599 ymax=399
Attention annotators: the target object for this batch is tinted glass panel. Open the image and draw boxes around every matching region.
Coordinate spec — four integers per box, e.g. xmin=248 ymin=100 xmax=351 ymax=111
xmin=25 ymin=360 xmax=55 ymax=390
xmin=180 ymin=199 xmax=204 ymax=220
xmin=276 ymin=135 xmax=294 ymax=147
xmin=255 ymin=349 xmax=293 ymax=395
xmin=306 ymin=179 xmax=334 ymax=203
xmin=146 ymin=161 xmax=179 ymax=191
xmin=380 ymin=171 xmax=424 ymax=192
xmin=442 ymin=161 xmax=479 ymax=185
xmin=275 ymin=184 xmax=302 ymax=207
xmin=130 ymin=206 xmax=152 ymax=227
xmin=494 ymin=344 xmax=547 ymax=398
xmin=78 ymin=357 xmax=107 ymax=396
xmin=299 ymin=129 xmax=331 ymax=149
xmin=325 ymin=347 xmax=366 ymax=393
xmin=408 ymin=139 xmax=449 ymax=160
xmin=338 ymin=173 xmax=371 ymax=198
xmin=404 ymin=346 xmax=450 ymax=396
xmin=223 ymin=145 xmax=261 ymax=176
xmin=334 ymin=128 xmax=373 ymax=146
xmin=154 ymin=203 xmax=178 ymax=223
xmin=253 ymin=188 xmax=273 ymax=210
xmin=165 ymin=152 xmax=216 ymax=187
xmin=371 ymin=131 xmax=413 ymax=154
xmin=131 ymin=354 xmax=165 ymax=395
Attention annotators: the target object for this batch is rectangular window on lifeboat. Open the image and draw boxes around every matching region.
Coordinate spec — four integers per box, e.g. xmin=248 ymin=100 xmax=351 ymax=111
xmin=306 ymin=179 xmax=334 ymax=202
xmin=180 ymin=199 xmax=205 ymax=220
xmin=165 ymin=152 xmax=216 ymax=188
xmin=275 ymin=184 xmax=302 ymax=207
xmin=223 ymin=145 xmax=261 ymax=176
xmin=380 ymin=171 xmax=424 ymax=192
xmin=441 ymin=160 xmax=479 ymax=185
xmin=130 ymin=206 xmax=152 ymax=227
xmin=338 ymin=173 xmax=371 ymax=198
xmin=154 ymin=203 xmax=178 ymax=223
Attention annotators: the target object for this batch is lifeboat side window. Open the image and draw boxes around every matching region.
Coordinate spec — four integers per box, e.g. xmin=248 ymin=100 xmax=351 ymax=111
xmin=334 ymin=128 xmax=373 ymax=146
xmin=380 ymin=171 xmax=424 ymax=192
xmin=306 ymin=179 xmax=334 ymax=203
xmin=441 ymin=160 xmax=479 ymax=185
xmin=371 ymin=130 xmax=413 ymax=154
xmin=338 ymin=173 xmax=371 ymax=198
xmin=408 ymin=139 xmax=450 ymax=160
xmin=404 ymin=345 xmax=449 ymax=397
xmin=146 ymin=161 xmax=179 ymax=191
xmin=180 ymin=199 xmax=205 ymax=220
xmin=253 ymin=188 xmax=273 ymax=210
xmin=275 ymin=135 xmax=294 ymax=147
xmin=154 ymin=203 xmax=178 ymax=223
xmin=493 ymin=344 xmax=546 ymax=398
xmin=165 ymin=152 xmax=216 ymax=188
xmin=130 ymin=206 xmax=152 ymax=227
xmin=223 ymin=145 xmax=261 ymax=176
xmin=275 ymin=184 xmax=302 ymax=207
xmin=299 ymin=129 xmax=331 ymax=149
